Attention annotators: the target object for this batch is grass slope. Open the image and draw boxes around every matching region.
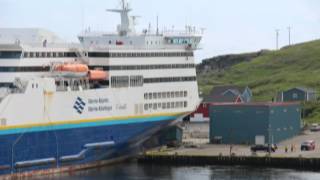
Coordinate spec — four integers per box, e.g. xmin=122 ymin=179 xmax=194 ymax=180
xmin=198 ymin=40 xmax=320 ymax=123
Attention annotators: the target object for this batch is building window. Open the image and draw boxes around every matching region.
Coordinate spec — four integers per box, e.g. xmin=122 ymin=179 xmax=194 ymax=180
xmin=292 ymin=93 xmax=298 ymax=99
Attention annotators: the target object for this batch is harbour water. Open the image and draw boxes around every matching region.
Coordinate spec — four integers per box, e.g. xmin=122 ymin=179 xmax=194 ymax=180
xmin=30 ymin=161 xmax=320 ymax=180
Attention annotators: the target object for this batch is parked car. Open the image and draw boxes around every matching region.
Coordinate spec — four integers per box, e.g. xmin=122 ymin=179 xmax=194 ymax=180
xmin=250 ymin=144 xmax=277 ymax=153
xmin=301 ymin=140 xmax=315 ymax=151
xmin=310 ymin=124 xmax=320 ymax=132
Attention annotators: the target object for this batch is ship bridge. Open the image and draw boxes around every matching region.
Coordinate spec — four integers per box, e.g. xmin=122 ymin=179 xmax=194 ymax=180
xmin=78 ymin=0 xmax=203 ymax=50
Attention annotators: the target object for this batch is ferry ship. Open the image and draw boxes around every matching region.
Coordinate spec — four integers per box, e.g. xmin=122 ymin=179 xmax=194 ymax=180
xmin=0 ymin=0 xmax=202 ymax=178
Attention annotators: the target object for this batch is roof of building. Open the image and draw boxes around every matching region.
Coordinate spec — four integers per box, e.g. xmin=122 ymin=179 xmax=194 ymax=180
xmin=289 ymin=87 xmax=316 ymax=93
xmin=203 ymin=85 xmax=247 ymax=103
xmin=209 ymin=102 xmax=300 ymax=107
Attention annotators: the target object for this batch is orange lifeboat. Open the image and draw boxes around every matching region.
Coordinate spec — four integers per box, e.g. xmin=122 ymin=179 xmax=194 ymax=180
xmin=88 ymin=70 xmax=108 ymax=80
xmin=53 ymin=63 xmax=89 ymax=77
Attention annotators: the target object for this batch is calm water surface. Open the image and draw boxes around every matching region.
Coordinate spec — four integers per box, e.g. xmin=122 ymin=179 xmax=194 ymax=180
xmin=31 ymin=162 xmax=320 ymax=180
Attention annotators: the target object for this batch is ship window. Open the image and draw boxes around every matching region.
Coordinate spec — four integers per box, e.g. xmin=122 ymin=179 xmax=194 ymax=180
xmin=144 ymin=104 xmax=148 ymax=110
xmin=0 ymin=51 xmax=22 ymax=59
xmin=162 ymin=102 xmax=166 ymax=109
xmin=153 ymin=103 xmax=157 ymax=110
xmin=167 ymin=92 xmax=170 ymax=98
xmin=23 ymin=52 xmax=28 ymax=58
xmin=109 ymin=40 xmax=112 ymax=44
xmin=167 ymin=102 xmax=170 ymax=109
xmin=171 ymin=92 xmax=175 ymax=98
xmin=144 ymin=93 xmax=148 ymax=99
xmin=58 ymin=52 xmax=64 ymax=57
xmin=157 ymin=92 xmax=161 ymax=99
xmin=42 ymin=52 xmax=46 ymax=57
xmin=184 ymin=101 xmax=188 ymax=108
xmin=47 ymin=52 xmax=51 ymax=57
xmin=53 ymin=52 xmax=57 ymax=57
xmin=111 ymin=76 xmax=129 ymax=88
xmin=184 ymin=91 xmax=188 ymax=97
xmin=162 ymin=92 xmax=166 ymax=98
xmin=171 ymin=102 xmax=175 ymax=108
xmin=130 ymin=75 xmax=143 ymax=87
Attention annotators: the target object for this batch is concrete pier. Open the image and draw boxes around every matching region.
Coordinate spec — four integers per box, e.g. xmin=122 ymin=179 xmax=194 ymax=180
xmin=138 ymin=154 xmax=320 ymax=170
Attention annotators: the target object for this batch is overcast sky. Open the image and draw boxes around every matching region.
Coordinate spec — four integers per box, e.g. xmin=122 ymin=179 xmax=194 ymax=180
xmin=1 ymin=0 xmax=320 ymax=62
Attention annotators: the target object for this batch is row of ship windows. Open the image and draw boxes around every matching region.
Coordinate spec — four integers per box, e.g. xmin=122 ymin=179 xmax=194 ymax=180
xmin=0 ymin=51 xmax=194 ymax=59
xmin=0 ymin=64 xmax=195 ymax=72
xmin=111 ymin=76 xmax=197 ymax=88
xmin=144 ymin=101 xmax=188 ymax=111
xmin=92 ymin=64 xmax=195 ymax=71
xmin=0 ymin=76 xmax=196 ymax=89
xmin=88 ymin=52 xmax=194 ymax=58
xmin=144 ymin=91 xmax=188 ymax=100
xmin=23 ymin=52 xmax=77 ymax=58
xmin=144 ymin=77 xmax=196 ymax=83
xmin=111 ymin=76 xmax=144 ymax=88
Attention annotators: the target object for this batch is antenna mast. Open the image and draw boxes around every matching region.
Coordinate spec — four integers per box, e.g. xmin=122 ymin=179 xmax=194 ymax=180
xmin=156 ymin=15 xmax=159 ymax=35
xmin=107 ymin=0 xmax=134 ymax=36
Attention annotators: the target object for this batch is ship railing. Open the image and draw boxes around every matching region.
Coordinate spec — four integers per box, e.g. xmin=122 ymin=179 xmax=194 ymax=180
xmin=162 ymin=30 xmax=203 ymax=37
xmin=87 ymin=44 xmax=190 ymax=51
xmin=20 ymin=42 xmax=81 ymax=49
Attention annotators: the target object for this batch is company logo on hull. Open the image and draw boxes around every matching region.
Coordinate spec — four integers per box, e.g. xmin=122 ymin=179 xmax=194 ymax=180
xmin=73 ymin=97 xmax=86 ymax=114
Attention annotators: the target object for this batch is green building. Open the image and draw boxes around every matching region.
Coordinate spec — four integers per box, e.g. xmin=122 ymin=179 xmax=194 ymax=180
xmin=209 ymin=103 xmax=301 ymax=145
xmin=277 ymin=87 xmax=316 ymax=102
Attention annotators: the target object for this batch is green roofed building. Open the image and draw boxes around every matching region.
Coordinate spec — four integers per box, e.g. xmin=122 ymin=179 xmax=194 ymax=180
xmin=209 ymin=103 xmax=301 ymax=145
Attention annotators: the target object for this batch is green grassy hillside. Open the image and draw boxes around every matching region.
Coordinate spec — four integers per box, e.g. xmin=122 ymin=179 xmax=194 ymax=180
xmin=198 ymin=40 xmax=320 ymax=123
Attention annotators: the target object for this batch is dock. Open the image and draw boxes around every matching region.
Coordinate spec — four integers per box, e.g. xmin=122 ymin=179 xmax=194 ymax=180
xmin=138 ymin=153 xmax=320 ymax=170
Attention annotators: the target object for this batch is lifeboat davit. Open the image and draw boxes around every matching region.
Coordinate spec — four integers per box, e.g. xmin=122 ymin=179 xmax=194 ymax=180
xmin=53 ymin=64 xmax=89 ymax=78
xmin=88 ymin=70 xmax=108 ymax=80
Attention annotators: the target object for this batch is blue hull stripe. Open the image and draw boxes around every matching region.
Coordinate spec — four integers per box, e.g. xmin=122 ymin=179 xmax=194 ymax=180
xmin=0 ymin=115 xmax=176 ymax=135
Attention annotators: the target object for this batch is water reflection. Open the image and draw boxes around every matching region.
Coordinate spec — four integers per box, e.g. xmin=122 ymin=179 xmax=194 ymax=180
xmin=30 ymin=162 xmax=320 ymax=180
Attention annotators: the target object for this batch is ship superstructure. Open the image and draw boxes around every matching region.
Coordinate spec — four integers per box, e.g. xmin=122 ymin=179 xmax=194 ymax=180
xmin=0 ymin=0 xmax=202 ymax=177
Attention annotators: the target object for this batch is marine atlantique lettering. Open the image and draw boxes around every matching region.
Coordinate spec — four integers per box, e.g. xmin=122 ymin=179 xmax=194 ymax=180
xmin=87 ymin=98 xmax=112 ymax=112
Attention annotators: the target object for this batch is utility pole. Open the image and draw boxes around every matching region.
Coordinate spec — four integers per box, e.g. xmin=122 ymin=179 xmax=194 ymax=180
xmin=268 ymin=124 xmax=271 ymax=156
xmin=275 ymin=29 xmax=280 ymax=50
xmin=287 ymin=26 xmax=291 ymax=46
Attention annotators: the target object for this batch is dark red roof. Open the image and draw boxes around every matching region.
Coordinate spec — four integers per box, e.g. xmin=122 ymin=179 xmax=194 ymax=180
xmin=209 ymin=102 xmax=300 ymax=107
